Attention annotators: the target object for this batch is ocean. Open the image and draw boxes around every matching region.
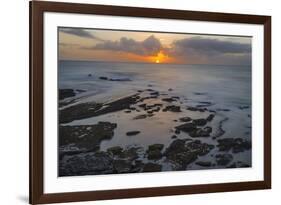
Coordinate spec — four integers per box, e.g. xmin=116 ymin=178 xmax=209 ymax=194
xmin=59 ymin=60 xmax=251 ymax=172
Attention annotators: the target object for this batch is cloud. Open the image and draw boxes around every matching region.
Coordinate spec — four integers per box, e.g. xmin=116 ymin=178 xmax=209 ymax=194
xmin=171 ymin=37 xmax=251 ymax=55
xmin=60 ymin=28 xmax=104 ymax=41
xmin=168 ymin=37 xmax=251 ymax=65
xmin=91 ymin=35 xmax=162 ymax=56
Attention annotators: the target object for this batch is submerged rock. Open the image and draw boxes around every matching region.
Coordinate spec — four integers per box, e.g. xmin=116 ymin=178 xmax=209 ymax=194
xmin=227 ymin=162 xmax=250 ymax=168
xmin=109 ymin=77 xmax=131 ymax=82
xmin=217 ymin=108 xmax=231 ymax=112
xmin=238 ymin=105 xmax=250 ymax=110
xmin=59 ymin=89 xmax=76 ymax=100
xmin=216 ymin=153 xmax=233 ymax=166
xmin=195 ymin=161 xmax=212 ymax=167
xmin=193 ymin=92 xmax=207 ymax=95
xmin=217 ymin=138 xmax=251 ymax=153
xmin=126 ymin=131 xmax=141 ymax=136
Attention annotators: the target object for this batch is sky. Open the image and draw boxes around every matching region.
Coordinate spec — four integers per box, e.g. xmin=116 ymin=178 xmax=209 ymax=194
xmin=59 ymin=27 xmax=252 ymax=65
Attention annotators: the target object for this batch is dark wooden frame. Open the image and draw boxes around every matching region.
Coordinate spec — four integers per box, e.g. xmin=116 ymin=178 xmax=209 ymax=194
xmin=30 ymin=1 xmax=271 ymax=204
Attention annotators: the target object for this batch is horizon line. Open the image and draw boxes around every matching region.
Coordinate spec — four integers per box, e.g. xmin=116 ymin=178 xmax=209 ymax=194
xmin=58 ymin=59 xmax=251 ymax=67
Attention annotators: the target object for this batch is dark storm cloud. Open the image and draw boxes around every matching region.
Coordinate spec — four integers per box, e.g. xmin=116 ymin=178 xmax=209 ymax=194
xmin=91 ymin=35 xmax=162 ymax=56
xmin=170 ymin=37 xmax=251 ymax=55
xmin=60 ymin=28 xmax=105 ymax=41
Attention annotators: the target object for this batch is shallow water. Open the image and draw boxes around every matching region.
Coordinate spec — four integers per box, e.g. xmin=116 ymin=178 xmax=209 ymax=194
xmin=59 ymin=60 xmax=252 ymax=171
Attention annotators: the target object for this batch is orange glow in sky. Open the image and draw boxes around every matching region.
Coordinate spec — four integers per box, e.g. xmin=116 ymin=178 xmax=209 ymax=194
xmin=148 ymin=51 xmax=172 ymax=64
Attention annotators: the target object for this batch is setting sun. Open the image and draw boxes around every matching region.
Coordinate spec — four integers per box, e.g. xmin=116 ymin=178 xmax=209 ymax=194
xmin=155 ymin=59 xmax=160 ymax=63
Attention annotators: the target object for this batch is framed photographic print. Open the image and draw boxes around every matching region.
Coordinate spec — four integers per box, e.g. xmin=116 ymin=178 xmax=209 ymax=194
xmin=30 ymin=1 xmax=271 ymax=204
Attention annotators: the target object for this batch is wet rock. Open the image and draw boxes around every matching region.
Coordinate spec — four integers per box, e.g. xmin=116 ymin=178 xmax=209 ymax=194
xmin=216 ymin=153 xmax=233 ymax=166
xmin=189 ymin=126 xmax=212 ymax=138
xmin=113 ymin=159 xmax=132 ymax=173
xmin=147 ymin=150 xmax=162 ymax=160
xmin=118 ymin=147 xmax=141 ymax=161
xmin=238 ymin=105 xmax=250 ymax=110
xmin=196 ymin=102 xmax=213 ymax=108
xmin=217 ymin=108 xmax=231 ymax=112
xmin=126 ymin=131 xmax=141 ymax=136
xmin=148 ymin=144 xmax=164 ymax=151
xmin=163 ymin=105 xmax=181 ymax=112
xmin=206 ymin=114 xmax=215 ymax=122
xmin=164 ymin=139 xmax=214 ymax=170
xmin=175 ymin=129 xmax=181 ymax=134
xmin=143 ymin=163 xmax=162 ymax=172
xmin=76 ymin=89 xmax=86 ymax=93
xmin=196 ymin=161 xmax=212 ymax=167
xmin=152 ymin=107 xmax=161 ymax=112
xmin=59 ymin=151 xmax=114 ymax=176
xmin=186 ymin=106 xmax=207 ymax=112
xmin=60 ymin=94 xmax=140 ymax=123
xmin=133 ymin=114 xmax=147 ymax=120
xmin=175 ymin=122 xmax=197 ymax=133
xmin=99 ymin=76 xmax=108 ymax=80
xmin=59 ymin=122 xmax=117 ymax=150
xmin=201 ymin=126 xmax=212 ymax=135
xmin=179 ymin=117 xmax=191 ymax=122
xmin=150 ymin=91 xmax=159 ymax=96
xmin=193 ymin=92 xmax=207 ymax=95
xmin=146 ymin=144 xmax=164 ymax=160
xmin=138 ymin=103 xmax=147 ymax=108
xmin=146 ymin=88 xmax=155 ymax=92
xmin=59 ymin=89 xmax=76 ymax=100
xmin=198 ymin=101 xmax=212 ymax=105
xmin=109 ymin=77 xmax=131 ymax=81
xmin=193 ymin=118 xmax=207 ymax=126
xmin=217 ymin=138 xmax=251 ymax=153
xmin=162 ymin=97 xmax=177 ymax=102
xmin=107 ymin=146 xmax=123 ymax=155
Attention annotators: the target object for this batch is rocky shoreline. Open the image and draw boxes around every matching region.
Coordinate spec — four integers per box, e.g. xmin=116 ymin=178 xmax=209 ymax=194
xmin=59 ymin=87 xmax=251 ymax=176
